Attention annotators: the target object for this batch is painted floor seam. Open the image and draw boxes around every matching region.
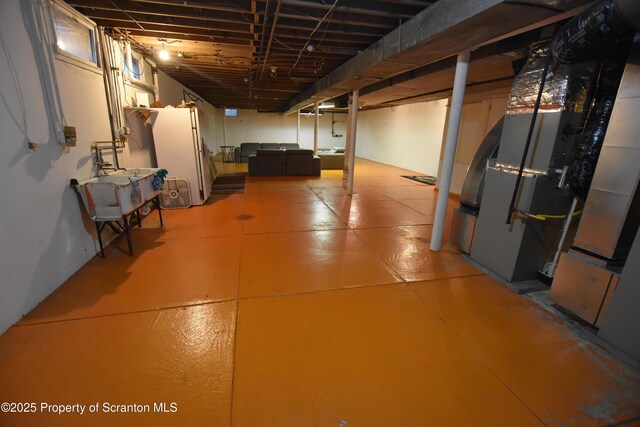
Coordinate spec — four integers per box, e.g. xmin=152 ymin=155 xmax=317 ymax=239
xmin=15 ymin=298 xmax=238 ymax=328
xmin=228 ymin=229 xmax=245 ymax=427
xmin=237 ymin=280 xmax=408 ymax=301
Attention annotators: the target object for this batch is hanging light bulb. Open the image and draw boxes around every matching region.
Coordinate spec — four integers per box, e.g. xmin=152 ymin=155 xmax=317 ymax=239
xmin=158 ymin=44 xmax=170 ymax=61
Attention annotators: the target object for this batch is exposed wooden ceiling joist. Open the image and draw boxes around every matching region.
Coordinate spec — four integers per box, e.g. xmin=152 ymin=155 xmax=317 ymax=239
xmin=70 ymin=0 xmax=585 ymax=111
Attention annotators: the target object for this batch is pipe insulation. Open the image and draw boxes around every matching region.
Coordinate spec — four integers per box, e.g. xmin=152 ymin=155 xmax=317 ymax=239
xmin=567 ymin=60 xmax=626 ymax=199
xmin=551 ymin=0 xmax=637 ymax=64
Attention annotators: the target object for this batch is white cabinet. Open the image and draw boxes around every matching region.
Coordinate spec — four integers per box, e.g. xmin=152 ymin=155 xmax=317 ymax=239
xmin=150 ymin=108 xmax=211 ymax=206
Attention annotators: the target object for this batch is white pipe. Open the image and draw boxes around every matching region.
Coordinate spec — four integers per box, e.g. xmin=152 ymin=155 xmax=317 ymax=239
xmin=314 ymin=102 xmax=319 ymax=154
xmin=430 ymin=51 xmax=470 ymax=252
xmin=549 ymin=197 xmax=579 ymax=277
xmin=152 ymin=67 xmax=160 ymax=101
xmin=347 ymin=90 xmax=359 ymax=195
xmin=125 ymin=41 xmax=134 ymax=81
xmin=32 ymin=0 xmax=66 ymax=136
xmin=296 ymin=110 xmax=300 ymax=144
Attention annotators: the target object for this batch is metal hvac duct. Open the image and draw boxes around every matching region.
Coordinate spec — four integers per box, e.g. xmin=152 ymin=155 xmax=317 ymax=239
xmin=551 ymin=0 xmax=638 ymax=64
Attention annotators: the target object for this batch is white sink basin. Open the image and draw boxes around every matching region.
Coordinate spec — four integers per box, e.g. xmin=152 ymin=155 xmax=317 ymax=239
xmin=108 ymin=168 xmax=162 ymax=201
xmin=74 ymin=175 xmax=145 ymax=220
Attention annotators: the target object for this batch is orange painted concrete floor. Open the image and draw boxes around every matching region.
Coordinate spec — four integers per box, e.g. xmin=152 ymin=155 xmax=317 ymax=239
xmin=1 ymin=158 xmax=639 ymax=427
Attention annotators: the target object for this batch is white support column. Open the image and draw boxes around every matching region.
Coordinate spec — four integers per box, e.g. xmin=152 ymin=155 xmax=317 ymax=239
xmin=223 ymin=113 xmax=228 ymax=148
xmin=347 ymin=89 xmax=359 ymax=195
xmin=314 ymin=102 xmax=319 ymax=154
xmin=430 ymin=51 xmax=470 ymax=252
xmin=296 ymin=110 xmax=301 ymax=145
xmin=342 ymin=94 xmax=353 ymax=188
xmin=342 ymin=94 xmax=352 ymax=188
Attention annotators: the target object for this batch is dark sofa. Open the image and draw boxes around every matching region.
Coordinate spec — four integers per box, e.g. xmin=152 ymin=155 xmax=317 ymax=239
xmin=248 ymin=149 xmax=321 ymax=176
xmin=250 ymin=149 xmax=286 ymax=176
xmin=286 ymin=149 xmax=322 ymax=176
xmin=234 ymin=142 xmax=300 ymax=163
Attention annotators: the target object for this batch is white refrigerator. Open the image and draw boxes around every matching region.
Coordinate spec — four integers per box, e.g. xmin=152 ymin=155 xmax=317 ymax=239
xmin=150 ymin=107 xmax=212 ymax=206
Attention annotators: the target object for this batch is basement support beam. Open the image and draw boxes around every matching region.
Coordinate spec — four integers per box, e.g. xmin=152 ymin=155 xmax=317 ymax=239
xmin=430 ymin=50 xmax=470 ymax=252
xmin=314 ymin=102 xmax=319 ymax=154
xmin=346 ymin=89 xmax=359 ymax=196
xmin=296 ymin=110 xmax=300 ymax=144
xmin=223 ymin=113 xmax=228 ymax=148
xmin=343 ymin=92 xmax=353 ymax=188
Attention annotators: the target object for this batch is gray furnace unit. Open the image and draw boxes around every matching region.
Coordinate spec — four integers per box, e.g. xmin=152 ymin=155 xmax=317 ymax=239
xmin=470 ymin=44 xmax=595 ymax=284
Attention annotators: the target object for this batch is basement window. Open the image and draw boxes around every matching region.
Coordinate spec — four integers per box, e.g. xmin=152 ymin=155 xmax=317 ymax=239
xmin=52 ymin=1 xmax=98 ymax=67
xmin=123 ymin=52 xmax=143 ymax=81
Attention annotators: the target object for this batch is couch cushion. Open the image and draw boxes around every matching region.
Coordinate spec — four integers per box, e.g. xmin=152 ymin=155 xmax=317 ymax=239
xmin=254 ymin=150 xmax=285 ymax=175
xmin=260 ymin=143 xmax=300 ymax=150
xmin=260 ymin=143 xmax=281 ymax=150
xmin=318 ymin=152 xmax=344 ymax=170
xmin=248 ymin=154 xmax=258 ymax=174
xmin=285 ymin=149 xmax=314 ymax=156
xmin=240 ymin=142 xmax=261 ymax=152
xmin=256 ymin=149 xmax=286 ymax=158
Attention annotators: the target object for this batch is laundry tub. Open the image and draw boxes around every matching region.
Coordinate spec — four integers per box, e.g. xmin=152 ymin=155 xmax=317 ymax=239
xmin=74 ymin=175 xmax=145 ymax=221
xmin=108 ymin=168 xmax=162 ymax=201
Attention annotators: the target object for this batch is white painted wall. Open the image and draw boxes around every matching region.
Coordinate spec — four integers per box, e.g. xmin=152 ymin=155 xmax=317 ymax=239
xmin=355 ymin=100 xmax=448 ymax=176
xmin=106 ymin=36 xmax=157 ymax=168
xmin=0 ymin=0 xmax=112 ymax=333
xmin=224 ymin=109 xmax=347 ymax=150
xmin=437 ymin=90 xmax=509 ymax=194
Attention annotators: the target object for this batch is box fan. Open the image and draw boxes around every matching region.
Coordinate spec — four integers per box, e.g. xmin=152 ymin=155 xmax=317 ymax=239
xmin=160 ymin=177 xmax=191 ymax=209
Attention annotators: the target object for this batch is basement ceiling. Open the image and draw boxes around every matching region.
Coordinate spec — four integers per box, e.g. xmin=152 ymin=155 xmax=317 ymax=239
xmin=69 ymin=0 xmax=592 ymax=113
xmin=69 ymin=0 xmax=437 ymax=111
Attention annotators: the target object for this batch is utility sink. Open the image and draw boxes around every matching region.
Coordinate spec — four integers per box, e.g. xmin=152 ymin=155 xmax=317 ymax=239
xmin=73 ymin=175 xmax=146 ymax=221
xmin=108 ymin=168 xmax=162 ymax=201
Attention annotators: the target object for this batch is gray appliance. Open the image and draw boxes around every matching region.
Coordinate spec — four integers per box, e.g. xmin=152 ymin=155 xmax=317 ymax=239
xmin=450 ymin=118 xmax=503 ymax=253
xmin=469 ymin=44 xmax=595 ymax=283
xmin=598 ymin=228 xmax=640 ymax=360
xmin=550 ymin=42 xmax=640 ymax=326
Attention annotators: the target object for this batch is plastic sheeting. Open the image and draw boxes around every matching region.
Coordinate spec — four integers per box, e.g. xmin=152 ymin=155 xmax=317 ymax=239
xmin=506 ymin=43 xmax=593 ymax=115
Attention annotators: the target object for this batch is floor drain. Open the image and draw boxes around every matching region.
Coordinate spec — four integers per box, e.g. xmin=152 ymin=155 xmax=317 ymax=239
xmin=235 ymin=214 xmax=255 ymax=221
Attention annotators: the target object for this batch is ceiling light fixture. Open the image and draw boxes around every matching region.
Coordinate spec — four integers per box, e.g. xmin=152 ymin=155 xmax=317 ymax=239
xmin=319 ymin=102 xmax=335 ymax=109
xmin=158 ymin=44 xmax=170 ymax=61
xmin=177 ymin=51 xmax=184 ymax=58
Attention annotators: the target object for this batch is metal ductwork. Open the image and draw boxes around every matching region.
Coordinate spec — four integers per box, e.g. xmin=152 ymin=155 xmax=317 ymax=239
xmin=551 ymin=0 xmax=637 ymax=64
xmin=284 ymin=0 xmax=595 ymax=113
